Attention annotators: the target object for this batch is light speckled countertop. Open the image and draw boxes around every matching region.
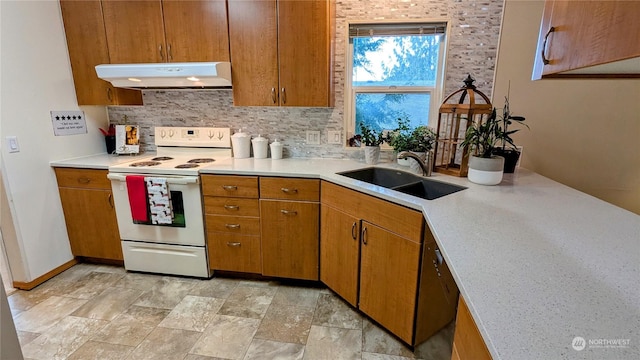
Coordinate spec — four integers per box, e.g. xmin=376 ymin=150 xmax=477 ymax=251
xmin=51 ymin=155 xmax=640 ymax=359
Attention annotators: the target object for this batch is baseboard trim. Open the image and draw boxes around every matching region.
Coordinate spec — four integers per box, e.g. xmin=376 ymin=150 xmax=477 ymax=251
xmin=12 ymin=258 xmax=78 ymax=290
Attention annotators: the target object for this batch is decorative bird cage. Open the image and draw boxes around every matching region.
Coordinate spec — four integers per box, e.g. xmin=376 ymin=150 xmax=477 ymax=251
xmin=433 ymin=75 xmax=492 ymax=177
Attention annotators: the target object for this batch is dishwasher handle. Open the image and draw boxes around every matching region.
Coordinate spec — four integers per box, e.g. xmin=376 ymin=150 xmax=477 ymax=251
xmin=107 ymin=173 xmax=199 ymax=185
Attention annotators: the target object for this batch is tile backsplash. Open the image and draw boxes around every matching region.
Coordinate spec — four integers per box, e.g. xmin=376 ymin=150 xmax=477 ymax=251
xmin=107 ymin=0 xmax=503 ymax=160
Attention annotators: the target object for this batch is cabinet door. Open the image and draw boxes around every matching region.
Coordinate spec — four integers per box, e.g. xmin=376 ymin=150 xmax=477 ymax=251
xmin=58 ymin=188 xmax=123 ymax=261
xmin=228 ymin=0 xmax=279 ymax=106
xmin=359 ymin=221 xmax=420 ymax=344
xmin=320 ymin=206 xmax=360 ymax=306
xmin=59 ymin=0 xmax=141 ymax=105
xmin=162 ymin=0 xmax=230 ymax=62
xmin=102 ymin=0 xmax=166 ymax=63
xmin=533 ymin=0 xmax=640 ymax=78
xmin=278 ymin=0 xmax=331 ymax=106
xmin=260 ymin=200 xmax=319 ymax=280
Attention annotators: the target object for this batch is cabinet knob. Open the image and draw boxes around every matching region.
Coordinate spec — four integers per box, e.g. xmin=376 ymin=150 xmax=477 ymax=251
xmin=280 ymin=187 xmax=298 ymax=194
xmin=225 ymin=224 xmax=241 ymax=229
xmin=226 ymin=242 xmax=241 ymax=247
xmin=541 ymin=26 xmax=555 ymax=65
xmin=361 ymin=227 xmax=368 ymax=245
xmin=77 ymin=177 xmax=91 ymax=184
xmin=106 ymin=87 xmax=113 ymax=102
xmin=280 ymin=209 xmax=297 ymax=216
xmin=222 ymin=185 xmax=238 ymax=191
xmin=271 ymin=87 xmax=277 ymax=104
xmin=108 ymin=193 xmax=114 ymax=208
xmin=158 ymin=44 xmax=164 ymax=62
xmin=351 ymin=222 xmax=357 ymax=240
xmin=281 ymin=87 xmax=286 ymax=104
xmin=167 ymin=44 xmax=173 ymax=62
xmin=224 ymin=204 xmax=240 ymax=211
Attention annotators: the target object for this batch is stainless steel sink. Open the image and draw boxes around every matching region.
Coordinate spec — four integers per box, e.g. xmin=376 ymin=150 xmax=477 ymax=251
xmin=337 ymin=167 xmax=466 ymax=200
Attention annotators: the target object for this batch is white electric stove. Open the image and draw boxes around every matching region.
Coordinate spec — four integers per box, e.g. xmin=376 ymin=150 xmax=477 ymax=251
xmin=107 ymin=127 xmax=231 ymax=278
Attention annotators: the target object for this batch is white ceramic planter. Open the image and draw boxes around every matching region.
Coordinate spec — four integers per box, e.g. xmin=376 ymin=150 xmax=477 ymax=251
xmin=364 ymin=146 xmax=380 ymax=165
xmin=397 ymin=156 xmax=411 ymax=166
xmin=468 ymin=155 xmax=505 ymax=185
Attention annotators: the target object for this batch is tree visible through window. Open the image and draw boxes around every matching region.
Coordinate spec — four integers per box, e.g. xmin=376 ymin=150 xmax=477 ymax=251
xmin=347 ymin=22 xmax=446 ymax=146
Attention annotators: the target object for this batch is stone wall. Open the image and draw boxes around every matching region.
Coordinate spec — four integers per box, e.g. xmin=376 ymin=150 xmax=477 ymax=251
xmin=108 ymin=0 xmax=503 ymax=159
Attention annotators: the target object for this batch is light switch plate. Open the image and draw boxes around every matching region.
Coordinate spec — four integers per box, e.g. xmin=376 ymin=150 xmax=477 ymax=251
xmin=327 ymin=130 xmax=342 ymax=144
xmin=6 ymin=136 xmax=19 ymax=153
xmin=306 ymin=130 xmax=320 ymax=145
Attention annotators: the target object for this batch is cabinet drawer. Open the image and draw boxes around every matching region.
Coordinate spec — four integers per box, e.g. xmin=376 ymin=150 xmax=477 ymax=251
xmin=204 ymin=197 xmax=259 ymax=216
xmin=321 ymin=181 xmax=423 ymax=242
xmin=260 ymin=177 xmax=320 ymax=201
xmin=201 ymin=175 xmax=259 ymax=198
xmin=207 ymin=233 xmax=261 ymax=273
xmin=55 ymin=168 xmax=111 ymax=189
xmin=206 ymin=215 xmax=260 ymax=236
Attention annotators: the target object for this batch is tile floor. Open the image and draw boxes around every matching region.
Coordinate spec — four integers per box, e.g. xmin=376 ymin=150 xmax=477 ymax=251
xmin=8 ymin=263 xmax=454 ymax=360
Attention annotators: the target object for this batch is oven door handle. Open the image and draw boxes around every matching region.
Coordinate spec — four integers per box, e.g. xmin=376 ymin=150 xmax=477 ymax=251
xmin=107 ymin=173 xmax=199 ymax=185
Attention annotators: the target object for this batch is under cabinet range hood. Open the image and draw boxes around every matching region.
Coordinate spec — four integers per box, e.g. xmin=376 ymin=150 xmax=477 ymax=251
xmin=95 ymin=62 xmax=232 ymax=89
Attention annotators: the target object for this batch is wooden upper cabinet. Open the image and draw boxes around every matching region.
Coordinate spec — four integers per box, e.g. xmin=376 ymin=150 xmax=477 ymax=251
xmin=532 ymin=0 xmax=640 ymax=79
xmin=162 ymin=0 xmax=230 ymax=62
xmin=59 ymin=0 xmax=142 ymax=105
xmin=102 ymin=0 xmax=230 ymax=64
xmin=102 ymin=0 xmax=166 ymax=64
xmin=228 ymin=0 xmax=279 ymax=106
xmin=228 ymin=0 xmax=334 ymax=106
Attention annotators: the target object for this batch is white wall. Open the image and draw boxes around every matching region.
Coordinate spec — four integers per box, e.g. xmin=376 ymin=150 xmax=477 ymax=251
xmin=0 ymin=0 xmax=108 ymax=282
xmin=493 ymin=0 xmax=640 ymax=214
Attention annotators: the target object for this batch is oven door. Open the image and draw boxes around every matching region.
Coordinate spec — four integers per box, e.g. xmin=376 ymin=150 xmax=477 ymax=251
xmin=107 ymin=173 xmax=205 ymax=246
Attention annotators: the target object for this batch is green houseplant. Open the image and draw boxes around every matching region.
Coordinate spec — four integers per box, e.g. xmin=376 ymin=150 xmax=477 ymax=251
xmin=460 ymin=109 xmax=506 ymax=185
xmin=388 ymin=118 xmax=436 ymax=171
xmin=359 ymin=122 xmax=386 ymax=164
xmin=492 ymin=97 xmax=528 ymax=173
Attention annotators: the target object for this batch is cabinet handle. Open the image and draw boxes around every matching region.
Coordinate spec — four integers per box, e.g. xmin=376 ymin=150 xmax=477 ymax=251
xmin=351 ymin=222 xmax=357 ymax=240
xmin=541 ymin=26 xmax=555 ymax=65
xmin=271 ymin=87 xmax=277 ymax=104
xmin=280 ymin=187 xmax=298 ymax=194
xmin=167 ymin=44 xmax=172 ymax=62
xmin=106 ymin=87 xmax=113 ymax=102
xmin=281 ymin=87 xmax=286 ymax=104
xmin=108 ymin=193 xmax=114 ymax=208
xmin=159 ymin=44 xmax=164 ymax=62
xmin=280 ymin=209 xmax=297 ymax=216
xmin=361 ymin=226 xmax=368 ymax=245
xmin=77 ymin=177 xmax=91 ymax=184
xmin=222 ymin=185 xmax=238 ymax=191
xmin=224 ymin=204 xmax=240 ymax=211
xmin=225 ymin=224 xmax=240 ymax=229
xmin=226 ymin=242 xmax=241 ymax=247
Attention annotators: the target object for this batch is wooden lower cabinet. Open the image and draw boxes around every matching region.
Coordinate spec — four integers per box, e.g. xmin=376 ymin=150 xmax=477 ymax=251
xmin=320 ymin=205 xmax=360 ymax=306
xmin=55 ymin=168 xmax=122 ymax=261
xmin=320 ymin=180 xmax=458 ymax=347
xmin=260 ymin=199 xmax=319 ymax=280
xmin=451 ymin=297 xmax=492 ymax=360
xmin=359 ymin=221 xmax=421 ymax=344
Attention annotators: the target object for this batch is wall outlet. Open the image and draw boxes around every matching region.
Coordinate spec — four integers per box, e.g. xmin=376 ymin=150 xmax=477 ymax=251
xmin=306 ymin=130 xmax=320 ymax=145
xmin=327 ymin=131 xmax=342 ymax=144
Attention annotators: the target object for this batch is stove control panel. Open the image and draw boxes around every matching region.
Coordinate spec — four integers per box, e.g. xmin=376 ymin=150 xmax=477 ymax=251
xmin=155 ymin=127 xmax=231 ymax=148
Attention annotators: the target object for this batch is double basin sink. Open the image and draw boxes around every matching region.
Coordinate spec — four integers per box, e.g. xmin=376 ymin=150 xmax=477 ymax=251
xmin=337 ymin=167 xmax=465 ymax=200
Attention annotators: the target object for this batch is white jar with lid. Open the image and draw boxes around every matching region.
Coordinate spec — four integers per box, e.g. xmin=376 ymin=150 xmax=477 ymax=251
xmin=252 ymin=134 xmax=269 ymax=159
xmin=231 ymin=129 xmax=251 ymax=158
xmin=270 ymin=139 xmax=283 ymax=160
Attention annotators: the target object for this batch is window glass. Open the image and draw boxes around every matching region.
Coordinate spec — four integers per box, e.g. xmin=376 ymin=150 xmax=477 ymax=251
xmin=355 ymin=93 xmax=430 ymax=133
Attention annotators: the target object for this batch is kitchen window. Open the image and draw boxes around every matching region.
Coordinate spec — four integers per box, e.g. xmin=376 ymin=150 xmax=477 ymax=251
xmin=345 ymin=21 xmax=448 ymax=146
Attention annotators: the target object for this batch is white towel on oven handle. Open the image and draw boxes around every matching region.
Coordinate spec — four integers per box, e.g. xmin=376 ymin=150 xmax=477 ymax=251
xmin=145 ymin=177 xmax=174 ymax=225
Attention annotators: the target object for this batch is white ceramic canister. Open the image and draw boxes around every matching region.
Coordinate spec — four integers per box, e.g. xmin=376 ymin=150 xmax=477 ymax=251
xmin=252 ymin=134 xmax=269 ymax=159
xmin=270 ymin=139 xmax=284 ymax=160
xmin=231 ymin=129 xmax=251 ymax=158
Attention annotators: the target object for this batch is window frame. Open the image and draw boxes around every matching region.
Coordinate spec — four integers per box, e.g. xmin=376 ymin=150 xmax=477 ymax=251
xmin=344 ymin=19 xmax=451 ymax=148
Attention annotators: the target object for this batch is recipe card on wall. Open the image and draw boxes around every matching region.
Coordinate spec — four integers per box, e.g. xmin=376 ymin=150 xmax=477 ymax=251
xmin=115 ymin=125 xmax=140 ymax=154
xmin=50 ymin=111 xmax=87 ymax=136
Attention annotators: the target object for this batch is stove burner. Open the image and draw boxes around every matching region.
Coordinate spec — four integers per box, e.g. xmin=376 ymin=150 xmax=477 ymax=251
xmin=187 ymin=158 xmax=215 ymax=164
xmin=151 ymin=156 xmax=174 ymax=161
xmin=129 ymin=161 xmax=162 ymax=167
xmin=175 ymin=163 xmax=199 ymax=169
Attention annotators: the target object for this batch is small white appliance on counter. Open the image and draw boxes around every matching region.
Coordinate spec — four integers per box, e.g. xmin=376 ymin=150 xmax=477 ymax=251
xmin=107 ymin=127 xmax=231 ymax=278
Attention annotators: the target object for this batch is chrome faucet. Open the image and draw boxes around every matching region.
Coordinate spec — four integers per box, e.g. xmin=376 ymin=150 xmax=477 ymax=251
xmin=398 ymin=151 xmax=432 ymax=177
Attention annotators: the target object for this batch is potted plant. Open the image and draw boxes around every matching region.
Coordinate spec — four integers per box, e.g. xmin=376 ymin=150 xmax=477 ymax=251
xmin=388 ymin=118 xmax=436 ymax=171
xmin=359 ymin=122 xmax=386 ymax=164
xmin=492 ymin=97 xmax=528 ymax=173
xmin=460 ymin=109 xmax=506 ymax=185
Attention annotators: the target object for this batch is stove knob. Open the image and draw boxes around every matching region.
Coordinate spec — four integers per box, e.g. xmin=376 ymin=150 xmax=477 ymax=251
xmin=168 ymin=130 xmax=175 ymax=137
xmin=208 ymin=131 xmax=214 ymax=139
xmin=160 ymin=130 xmax=166 ymax=138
